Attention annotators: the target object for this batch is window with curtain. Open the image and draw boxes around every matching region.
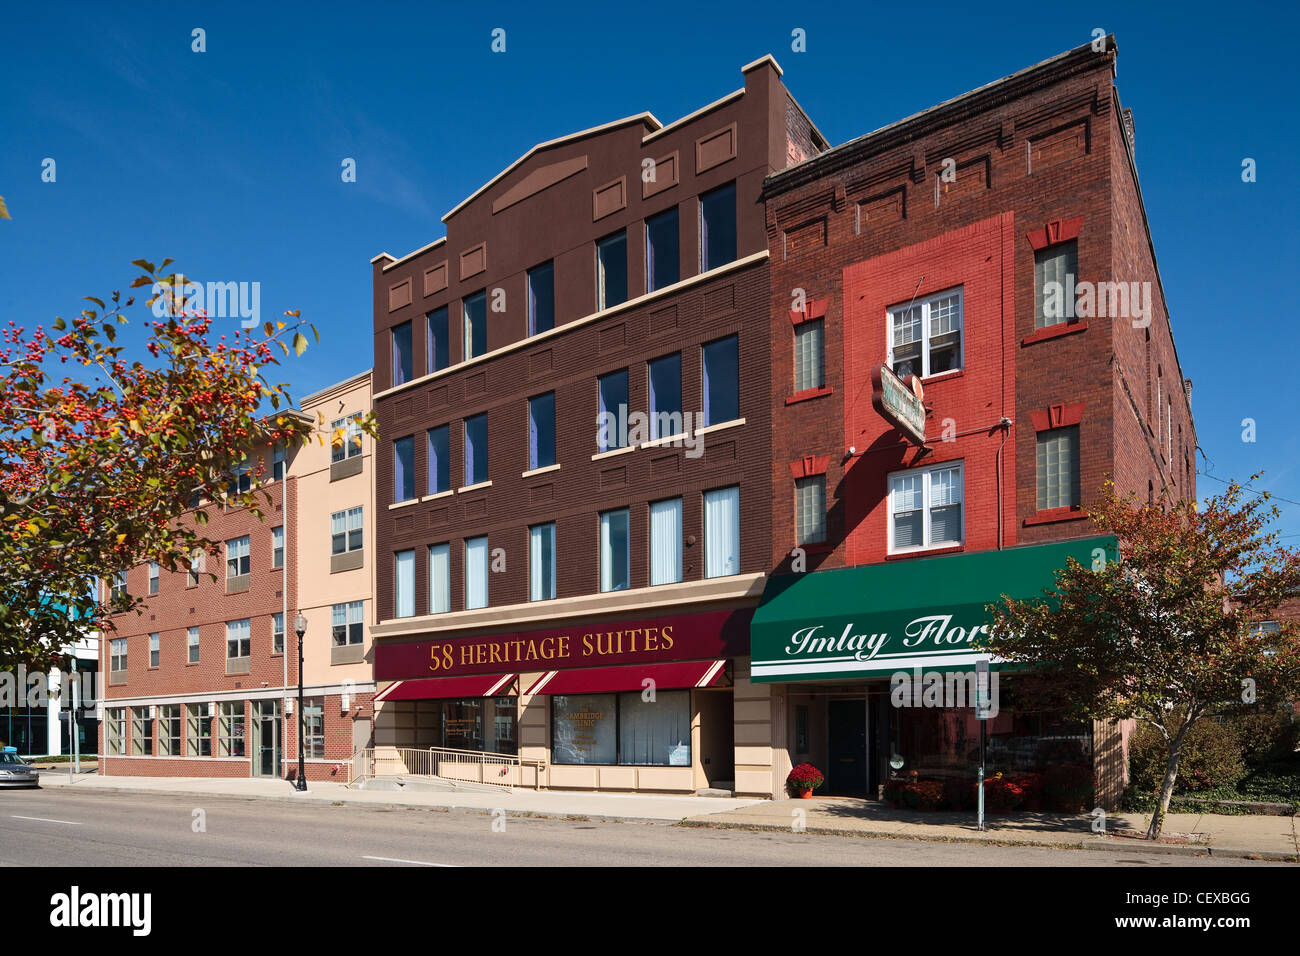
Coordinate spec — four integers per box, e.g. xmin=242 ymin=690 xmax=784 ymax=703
xmin=552 ymin=694 xmax=617 ymax=765
xmin=528 ymin=261 xmax=555 ymax=336
xmin=597 ymin=231 xmax=627 ymax=309
xmin=888 ymin=288 xmax=963 ymax=379
xmin=646 ymin=207 xmax=680 ymax=292
xmin=463 ymin=290 xmax=487 ymax=359
xmin=428 ymin=543 xmax=450 ymax=614
xmin=599 ymin=508 xmax=630 ymax=592
xmin=888 ymin=463 xmax=964 ymax=552
xmin=551 ymin=692 xmax=690 ymax=766
xmin=649 ymin=498 xmax=682 ymax=585
xmin=1034 ymin=241 xmax=1078 ymax=328
xmin=598 ymin=370 xmax=629 ymax=451
xmin=331 ymin=506 xmax=363 ymax=555
xmin=702 ymin=335 xmax=739 ymax=426
xmin=704 ymin=486 xmax=740 ymax=577
xmin=1036 ymin=426 xmax=1080 ymax=510
xmin=464 ymin=413 xmax=489 ymax=485
xmin=394 ymin=550 xmax=415 ymax=618
xmin=529 ymin=523 xmax=556 ymax=601
xmin=700 ymin=181 xmax=737 ymax=271
xmin=465 ymin=536 xmax=489 ymax=610
xmin=392 ymin=320 xmax=413 ymax=385
xmin=427 ymin=306 xmax=449 ymax=372
xmin=648 ymin=353 xmax=682 ymax=439
xmin=794 ymin=319 xmax=825 ymax=392
xmin=529 ymin=393 xmax=556 ymax=469
xmin=795 ymin=476 xmax=827 ymax=545
xmin=427 ymin=425 xmax=450 ymax=494
xmin=394 ymin=436 xmax=415 ymax=502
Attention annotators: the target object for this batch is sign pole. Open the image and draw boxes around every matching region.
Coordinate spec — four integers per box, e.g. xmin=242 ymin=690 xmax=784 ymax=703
xmin=975 ymin=659 xmax=990 ymax=831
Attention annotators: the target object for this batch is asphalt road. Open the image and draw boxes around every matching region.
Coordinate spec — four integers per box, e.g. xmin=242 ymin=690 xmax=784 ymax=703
xmin=0 ymin=788 xmax=1286 ymax=867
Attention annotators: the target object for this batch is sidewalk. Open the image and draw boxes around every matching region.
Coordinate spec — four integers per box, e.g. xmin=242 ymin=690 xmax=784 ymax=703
xmin=34 ymin=772 xmax=761 ymax=822
xmin=681 ymin=796 xmax=1300 ymax=861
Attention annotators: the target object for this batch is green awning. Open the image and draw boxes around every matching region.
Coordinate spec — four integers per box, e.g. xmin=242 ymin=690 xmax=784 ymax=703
xmin=749 ymin=536 xmax=1117 ymax=683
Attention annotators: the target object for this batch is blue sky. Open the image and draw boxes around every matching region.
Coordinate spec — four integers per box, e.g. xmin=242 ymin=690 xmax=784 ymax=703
xmin=2 ymin=1 xmax=1297 ymax=539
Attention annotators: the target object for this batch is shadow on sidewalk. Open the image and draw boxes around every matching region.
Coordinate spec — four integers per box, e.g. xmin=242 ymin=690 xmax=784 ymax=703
xmin=790 ymin=796 xmax=1147 ymax=837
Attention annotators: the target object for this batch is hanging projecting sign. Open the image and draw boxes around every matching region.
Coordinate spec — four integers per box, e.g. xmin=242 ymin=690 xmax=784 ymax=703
xmin=871 ymin=364 xmax=927 ymax=446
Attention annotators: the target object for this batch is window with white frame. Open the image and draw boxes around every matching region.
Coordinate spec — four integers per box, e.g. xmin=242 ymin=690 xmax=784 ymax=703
xmin=110 ymin=637 xmax=127 ymax=674
xmin=148 ymin=561 xmax=159 ymax=595
xmin=888 ymin=462 xmax=964 ymax=552
xmin=225 ymin=619 xmax=251 ymax=661
xmin=394 ymin=550 xmax=415 ymax=618
xmin=649 ymin=498 xmax=682 ymax=586
xmin=704 ymin=486 xmax=741 ymax=577
xmin=331 ymin=601 xmax=364 ymax=646
xmin=331 ymin=414 xmax=363 ymax=463
xmin=187 ymin=626 xmax=200 ymax=663
xmin=331 ymin=507 xmax=363 ymax=555
xmin=888 ymin=288 xmax=963 ymax=380
xmin=795 ymin=476 xmax=827 ymax=545
xmin=465 ymin=536 xmax=490 ymax=610
xmin=225 ymin=536 xmax=250 ymax=579
xmin=110 ymin=571 xmax=127 ymax=603
xmin=599 ymin=508 xmax=630 ymax=592
xmin=428 ymin=543 xmax=450 ymax=614
xmin=272 ymin=612 xmax=284 ymax=654
xmin=794 ymin=320 xmax=825 ymax=393
xmin=1036 ymin=427 xmax=1080 ymax=511
xmin=271 ymin=526 xmax=284 ymax=568
xmin=149 ymin=633 xmax=160 ymax=668
xmin=529 ymin=523 xmax=557 ymax=601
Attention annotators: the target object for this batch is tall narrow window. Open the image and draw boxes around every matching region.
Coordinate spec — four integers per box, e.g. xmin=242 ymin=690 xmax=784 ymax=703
xmin=159 ymin=705 xmax=182 ymax=756
xmin=187 ymin=626 xmax=200 ymax=664
xmin=303 ymin=698 xmax=325 ymax=758
xmin=700 ymin=182 xmax=737 ymax=271
xmin=1035 ymin=241 xmax=1078 ymax=328
xmin=465 ymin=536 xmax=489 ymax=610
xmin=649 ymin=498 xmax=683 ymax=586
xmin=648 ymin=354 xmax=682 ymax=440
xmin=110 ymin=571 xmax=127 ymax=603
xmin=428 ymin=543 xmax=450 ymax=614
xmin=272 ymin=612 xmax=284 ymax=654
xmin=392 ymin=320 xmax=413 ymax=386
xmin=427 ymin=306 xmax=449 ymax=373
xmin=795 ymin=476 xmax=827 ymax=545
xmin=529 ymin=523 xmax=557 ymax=601
xmin=271 ymin=526 xmax=284 ymax=568
xmin=794 ymin=320 xmax=825 ymax=392
xmin=529 ymin=393 xmax=556 ymax=470
xmin=888 ymin=463 xmax=964 ymax=552
xmin=394 ymin=550 xmax=415 ymax=618
xmin=597 ymin=231 xmax=627 ymax=310
xmin=131 ymin=707 xmax=153 ymax=756
xmin=272 ymin=444 xmax=286 ymax=481
xmin=600 ymin=508 xmax=631 ymax=592
xmin=703 ymin=486 xmax=740 ymax=578
xmin=464 ymin=413 xmax=489 ymax=485
xmin=394 ymin=436 xmax=415 ymax=502
xmin=149 ymin=633 xmax=160 ymax=668
xmin=646 ymin=208 xmax=680 ymax=292
xmin=148 ymin=561 xmax=159 ymax=595
xmin=598 ymin=370 xmax=630 ymax=451
xmin=1036 ymin=426 xmax=1081 ymax=511
xmin=464 ymin=290 xmax=487 ymax=360
xmin=528 ymin=261 xmax=555 ymax=336
xmin=218 ymin=702 xmax=245 ymax=757
xmin=702 ymin=335 xmax=739 ymax=426
xmin=186 ymin=704 xmax=211 ymax=756
xmin=888 ymin=289 xmax=963 ymax=379
xmin=427 ymin=425 xmax=450 ymax=494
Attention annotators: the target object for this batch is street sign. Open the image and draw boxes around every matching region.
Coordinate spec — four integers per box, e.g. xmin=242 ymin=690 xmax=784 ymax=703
xmin=975 ymin=659 xmax=992 ymax=720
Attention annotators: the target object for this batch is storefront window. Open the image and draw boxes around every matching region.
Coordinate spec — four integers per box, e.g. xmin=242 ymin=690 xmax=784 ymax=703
xmin=551 ymin=691 xmax=691 ymax=766
xmin=440 ymin=697 xmax=516 ymax=755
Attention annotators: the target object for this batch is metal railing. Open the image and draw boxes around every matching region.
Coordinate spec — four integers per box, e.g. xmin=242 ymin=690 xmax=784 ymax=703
xmin=346 ymin=746 xmax=546 ymax=790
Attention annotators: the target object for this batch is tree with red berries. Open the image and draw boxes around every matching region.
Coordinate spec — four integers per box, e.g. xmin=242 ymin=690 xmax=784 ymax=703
xmin=0 ymin=259 xmax=370 ymax=669
xmin=981 ymin=478 xmax=1300 ymax=839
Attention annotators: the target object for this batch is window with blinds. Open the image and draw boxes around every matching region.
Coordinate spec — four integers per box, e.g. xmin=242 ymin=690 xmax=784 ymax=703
xmin=1034 ymin=241 xmax=1078 ymax=329
xmin=888 ymin=463 xmax=963 ymax=552
xmin=1036 ymin=426 xmax=1080 ymax=510
xmin=888 ymin=288 xmax=963 ymax=379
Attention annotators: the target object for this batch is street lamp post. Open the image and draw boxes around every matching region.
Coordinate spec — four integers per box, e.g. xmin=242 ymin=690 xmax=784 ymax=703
xmin=294 ymin=612 xmax=308 ymax=791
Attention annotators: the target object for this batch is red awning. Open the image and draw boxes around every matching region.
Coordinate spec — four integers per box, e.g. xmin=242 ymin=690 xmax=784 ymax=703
xmin=374 ymin=673 xmax=517 ymax=703
xmin=524 ymin=660 xmax=728 ymax=696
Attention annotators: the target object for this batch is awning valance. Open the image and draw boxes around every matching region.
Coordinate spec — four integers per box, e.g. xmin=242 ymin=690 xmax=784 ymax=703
xmin=374 ymin=673 xmax=517 ymax=702
xmin=749 ymin=536 xmax=1117 ymax=683
xmin=525 ymin=660 xmax=729 ymax=696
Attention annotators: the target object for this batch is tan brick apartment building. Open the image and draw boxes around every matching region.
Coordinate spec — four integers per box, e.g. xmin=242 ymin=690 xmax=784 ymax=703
xmin=98 ymin=372 xmax=377 ymax=782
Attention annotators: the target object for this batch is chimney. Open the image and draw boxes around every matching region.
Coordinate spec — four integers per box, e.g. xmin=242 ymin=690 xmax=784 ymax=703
xmin=1122 ymin=108 xmax=1136 ymax=156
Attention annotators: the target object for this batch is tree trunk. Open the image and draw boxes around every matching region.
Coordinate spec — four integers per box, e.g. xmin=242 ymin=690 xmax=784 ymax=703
xmin=1147 ymin=723 xmax=1191 ymax=840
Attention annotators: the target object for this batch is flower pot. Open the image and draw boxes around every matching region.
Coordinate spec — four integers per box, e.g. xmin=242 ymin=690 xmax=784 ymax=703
xmin=796 ymin=788 xmax=814 ymax=799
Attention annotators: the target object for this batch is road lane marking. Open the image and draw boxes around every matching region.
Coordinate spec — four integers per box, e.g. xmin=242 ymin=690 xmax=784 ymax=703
xmin=11 ymin=815 xmax=82 ymax=825
xmin=362 ymin=855 xmax=457 ymax=867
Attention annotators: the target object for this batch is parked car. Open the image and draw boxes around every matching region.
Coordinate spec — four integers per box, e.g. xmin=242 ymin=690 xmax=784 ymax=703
xmin=0 ymin=747 xmax=39 ymax=788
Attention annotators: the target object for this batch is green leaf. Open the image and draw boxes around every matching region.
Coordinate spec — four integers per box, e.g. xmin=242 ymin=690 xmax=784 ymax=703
xmin=131 ymin=259 xmax=156 ymax=273
xmin=53 ymin=316 xmax=66 ymax=331
xmin=292 ymin=332 xmax=308 ymax=356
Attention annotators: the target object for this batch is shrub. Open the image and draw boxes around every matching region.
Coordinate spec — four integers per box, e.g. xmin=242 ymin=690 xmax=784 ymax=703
xmin=1225 ymin=706 xmax=1300 ymax=766
xmin=1009 ymin=771 xmax=1044 ymax=811
xmin=982 ymin=772 xmax=1024 ymax=812
xmin=1128 ymin=720 xmax=1245 ymax=795
xmin=1043 ymin=763 xmax=1094 ymax=811
xmin=902 ymin=779 xmax=944 ymax=810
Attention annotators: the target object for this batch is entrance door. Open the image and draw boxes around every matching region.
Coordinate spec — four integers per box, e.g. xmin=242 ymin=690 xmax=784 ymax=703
xmin=252 ymin=701 xmax=281 ymax=777
xmin=827 ymin=698 xmax=867 ymax=796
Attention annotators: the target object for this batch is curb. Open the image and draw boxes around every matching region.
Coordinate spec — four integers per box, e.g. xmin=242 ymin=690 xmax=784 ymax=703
xmin=674 ymin=818 xmax=1300 ymax=862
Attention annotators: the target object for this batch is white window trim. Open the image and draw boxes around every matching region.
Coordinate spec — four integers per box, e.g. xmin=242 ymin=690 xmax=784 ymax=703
xmin=886 ymin=286 xmax=964 ymax=380
xmin=886 ymin=461 xmax=965 ymax=555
